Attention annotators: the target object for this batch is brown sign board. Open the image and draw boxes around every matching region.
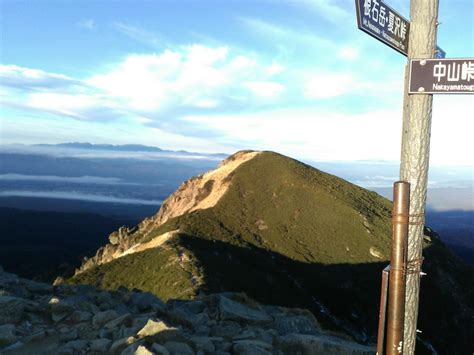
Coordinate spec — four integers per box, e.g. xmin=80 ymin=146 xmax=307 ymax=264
xmin=409 ymin=59 xmax=474 ymax=94
xmin=355 ymin=0 xmax=410 ymax=56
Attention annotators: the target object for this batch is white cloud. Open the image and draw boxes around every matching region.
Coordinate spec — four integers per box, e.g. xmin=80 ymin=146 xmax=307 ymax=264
xmin=2 ymin=46 xmax=286 ymax=125
xmin=338 ymin=47 xmax=360 ymax=61
xmin=239 ymin=17 xmax=334 ymax=50
xmin=113 ymin=22 xmax=168 ymax=48
xmin=243 ymin=81 xmax=285 ymax=98
xmin=77 ymin=19 xmax=95 ymax=30
xmin=87 ymin=45 xmax=284 ymax=113
xmin=297 ymin=0 xmax=351 ymax=23
xmin=305 ymin=72 xmax=354 ymax=98
xmin=0 ymin=65 xmax=78 ymax=89
xmin=267 ymin=63 xmax=284 ymax=75
xmin=182 ymin=107 xmax=403 ymax=162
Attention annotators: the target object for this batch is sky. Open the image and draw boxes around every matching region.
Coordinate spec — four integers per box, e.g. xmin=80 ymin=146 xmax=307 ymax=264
xmin=0 ymin=0 xmax=473 ymax=166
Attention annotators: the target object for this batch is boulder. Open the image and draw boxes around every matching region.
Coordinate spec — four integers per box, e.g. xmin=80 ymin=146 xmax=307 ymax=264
xmin=233 ymin=339 xmax=273 ymax=355
xmin=210 ymin=321 xmax=241 ymax=338
xmin=0 ymin=324 xmax=17 ymax=346
xmin=104 ymin=313 xmax=133 ymax=330
xmin=151 ymin=343 xmax=171 ymax=355
xmin=273 ymin=314 xmax=320 ymax=336
xmin=60 ymin=339 xmax=89 ymax=352
xmin=69 ymin=310 xmax=93 ymax=323
xmin=110 ymin=336 xmax=137 ymax=354
xmin=163 ymin=341 xmax=195 ymax=354
xmin=23 ymin=280 xmax=53 ymax=294
xmin=93 ymin=310 xmax=119 ymax=328
xmin=219 ymin=296 xmax=272 ymax=324
xmin=90 ymin=338 xmax=112 ymax=352
xmin=137 ymin=319 xmax=183 ymax=343
xmin=130 ymin=291 xmax=165 ymax=311
xmin=275 ymin=334 xmax=375 ymax=354
xmin=190 ymin=336 xmax=216 ymax=352
xmin=0 ymin=296 xmax=25 ymax=324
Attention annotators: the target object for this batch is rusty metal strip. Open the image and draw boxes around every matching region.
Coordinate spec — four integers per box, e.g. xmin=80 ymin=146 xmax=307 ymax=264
xmin=408 ymin=213 xmax=425 ymax=226
xmin=405 ymin=256 xmax=425 ymax=275
xmin=377 ymin=265 xmax=390 ymax=355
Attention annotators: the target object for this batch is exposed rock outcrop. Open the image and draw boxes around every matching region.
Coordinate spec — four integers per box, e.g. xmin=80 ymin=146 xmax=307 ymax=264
xmin=1 ymin=266 xmax=374 ymax=354
xmin=73 ymin=151 xmax=261 ymax=276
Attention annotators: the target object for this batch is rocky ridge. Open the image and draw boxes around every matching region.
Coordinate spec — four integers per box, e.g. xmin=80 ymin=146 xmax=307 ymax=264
xmin=0 ymin=266 xmax=374 ymax=354
xmin=75 ymin=151 xmax=260 ymax=275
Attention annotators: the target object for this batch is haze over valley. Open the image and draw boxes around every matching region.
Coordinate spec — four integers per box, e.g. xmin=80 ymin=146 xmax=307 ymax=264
xmin=1 ymin=143 xmax=472 ymax=282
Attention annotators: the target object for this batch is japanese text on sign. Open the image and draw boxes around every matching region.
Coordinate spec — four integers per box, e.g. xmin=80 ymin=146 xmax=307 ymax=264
xmin=355 ymin=0 xmax=410 ymax=55
xmin=409 ymin=59 xmax=474 ymax=94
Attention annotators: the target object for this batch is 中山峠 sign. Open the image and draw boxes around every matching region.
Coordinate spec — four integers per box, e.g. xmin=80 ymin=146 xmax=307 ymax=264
xmin=409 ymin=59 xmax=474 ymax=94
xmin=355 ymin=0 xmax=410 ymax=55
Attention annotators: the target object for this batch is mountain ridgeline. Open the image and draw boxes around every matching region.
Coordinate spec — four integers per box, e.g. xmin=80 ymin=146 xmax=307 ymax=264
xmin=67 ymin=151 xmax=474 ymax=354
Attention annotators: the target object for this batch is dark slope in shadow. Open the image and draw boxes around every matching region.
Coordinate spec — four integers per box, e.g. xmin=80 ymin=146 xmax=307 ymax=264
xmin=175 ymin=235 xmax=473 ymax=354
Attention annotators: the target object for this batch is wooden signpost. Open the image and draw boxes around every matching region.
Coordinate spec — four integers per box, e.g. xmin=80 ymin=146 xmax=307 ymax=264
xmin=355 ymin=0 xmax=474 ymax=353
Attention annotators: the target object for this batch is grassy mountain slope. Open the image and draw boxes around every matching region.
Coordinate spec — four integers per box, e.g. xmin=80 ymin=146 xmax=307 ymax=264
xmin=69 ymin=151 xmax=474 ymax=353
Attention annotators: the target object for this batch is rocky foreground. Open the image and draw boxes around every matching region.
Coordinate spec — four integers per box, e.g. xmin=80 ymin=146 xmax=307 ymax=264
xmin=0 ymin=266 xmax=374 ymax=354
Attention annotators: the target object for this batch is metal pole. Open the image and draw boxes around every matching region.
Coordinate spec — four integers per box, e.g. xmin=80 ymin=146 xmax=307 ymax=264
xmin=386 ymin=182 xmax=410 ymax=355
xmin=376 ymin=265 xmax=390 ymax=355
xmin=400 ymin=1 xmax=439 ymax=353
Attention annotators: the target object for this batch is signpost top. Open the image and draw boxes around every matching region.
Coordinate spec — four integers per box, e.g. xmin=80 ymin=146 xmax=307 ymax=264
xmin=355 ymin=0 xmax=410 ymax=56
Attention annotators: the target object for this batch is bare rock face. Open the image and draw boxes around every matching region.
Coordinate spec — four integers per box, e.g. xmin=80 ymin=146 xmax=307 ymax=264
xmin=72 ymin=151 xmax=261 ymax=276
xmin=0 ymin=267 xmax=375 ymax=354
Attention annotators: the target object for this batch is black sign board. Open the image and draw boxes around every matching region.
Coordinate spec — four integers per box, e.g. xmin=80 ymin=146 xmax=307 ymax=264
xmin=409 ymin=59 xmax=474 ymax=94
xmin=355 ymin=0 xmax=410 ymax=56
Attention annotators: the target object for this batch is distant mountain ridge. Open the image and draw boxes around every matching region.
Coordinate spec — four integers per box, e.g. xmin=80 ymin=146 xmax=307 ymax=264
xmin=67 ymin=150 xmax=474 ymax=354
xmin=31 ymin=142 xmax=227 ymax=158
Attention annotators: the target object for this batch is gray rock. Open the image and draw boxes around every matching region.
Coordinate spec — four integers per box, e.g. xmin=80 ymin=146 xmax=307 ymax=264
xmin=232 ymin=329 xmax=256 ymax=340
xmin=213 ymin=340 xmax=232 ymax=352
xmin=130 ymin=292 xmax=165 ymax=311
xmin=210 ymin=321 xmax=241 ymax=338
xmin=60 ymin=339 xmax=89 ymax=352
xmin=120 ymin=340 xmax=154 ymax=355
xmin=49 ymin=297 xmax=74 ymax=322
xmin=151 ymin=343 xmax=171 ymax=355
xmin=105 ymin=313 xmax=133 ymax=329
xmin=1 ymin=341 xmax=24 ymax=352
xmin=69 ymin=310 xmax=93 ymax=323
xmin=0 ymin=324 xmax=17 ymax=346
xmin=90 ymin=338 xmax=112 ymax=352
xmin=233 ymin=339 xmax=273 ymax=355
xmin=120 ymin=340 xmax=146 ymax=355
xmin=58 ymin=327 xmax=78 ymax=341
xmin=219 ymin=296 xmax=271 ymax=324
xmin=274 ymin=314 xmax=320 ymax=336
xmin=175 ymin=300 xmax=206 ymax=315
xmin=164 ymin=341 xmax=195 ymax=354
xmin=135 ymin=345 xmax=155 ymax=355
xmin=190 ymin=336 xmax=215 ymax=352
xmin=110 ymin=336 xmax=137 ymax=354
xmin=0 ymin=296 xmax=25 ymax=324
xmin=23 ymin=279 xmax=53 ymax=294
xmin=275 ymin=334 xmax=375 ymax=355
xmin=22 ymin=330 xmax=46 ymax=343
xmin=93 ymin=309 xmax=119 ymax=328
xmin=137 ymin=319 xmax=182 ymax=342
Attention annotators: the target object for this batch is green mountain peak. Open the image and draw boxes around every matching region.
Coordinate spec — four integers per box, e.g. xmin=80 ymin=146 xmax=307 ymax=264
xmin=67 ymin=151 xmax=474 ymax=353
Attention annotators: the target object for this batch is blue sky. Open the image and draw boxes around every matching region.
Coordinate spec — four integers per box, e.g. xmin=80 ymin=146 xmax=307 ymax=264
xmin=1 ymin=0 xmax=473 ymax=165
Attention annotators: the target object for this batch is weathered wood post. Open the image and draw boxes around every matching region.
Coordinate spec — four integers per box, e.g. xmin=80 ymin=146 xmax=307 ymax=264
xmin=399 ymin=0 xmax=439 ymax=353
